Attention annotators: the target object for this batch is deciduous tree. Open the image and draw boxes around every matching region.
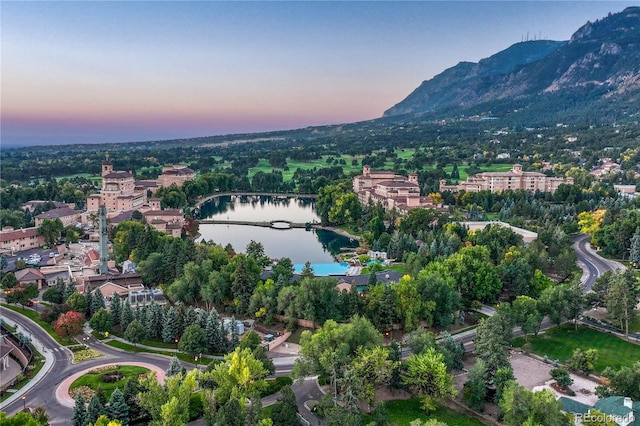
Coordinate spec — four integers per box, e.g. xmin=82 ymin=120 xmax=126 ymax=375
xmin=54 ymin=311 xmax=85 ymax=338
xmin=89 ymin=308 xmax=113 ymax=334
xmin=124 ymin=319 xmax=147 ymax=348
xmin=402 ymin=348 xmax=456 ymax=414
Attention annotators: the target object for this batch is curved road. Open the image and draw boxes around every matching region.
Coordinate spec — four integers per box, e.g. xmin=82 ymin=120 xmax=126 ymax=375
xmin=0 ymin=233 xmax=623 ymax=423
xmin=0 ymin=307 xmax=171 ymax=424
xmin=573 ymin=233 xmax=625 ymax=291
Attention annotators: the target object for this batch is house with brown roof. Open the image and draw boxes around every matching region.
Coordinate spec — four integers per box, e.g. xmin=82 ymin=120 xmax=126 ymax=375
xmin=21 ymin=200 xmax=69 ymax=213
xmin=34 ymin=207 xmax=82 ymax=227
xmin=0 ymin=227 xmax=45 ymax=253
xmin=14 ymin=268 xmax=46 ymax=289
xmin=79 ymin=272 xmax=144 ymax=295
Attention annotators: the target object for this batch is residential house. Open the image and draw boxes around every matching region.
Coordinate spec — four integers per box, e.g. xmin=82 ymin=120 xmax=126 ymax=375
xmin=14 ymin=268 xmax=46 ymax=289
xmin=560 ymin=396 xmax=638 ymax=426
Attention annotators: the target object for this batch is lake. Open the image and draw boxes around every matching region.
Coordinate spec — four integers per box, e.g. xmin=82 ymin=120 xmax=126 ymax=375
xmin=196 ymin=195 xmax=359 ymax=267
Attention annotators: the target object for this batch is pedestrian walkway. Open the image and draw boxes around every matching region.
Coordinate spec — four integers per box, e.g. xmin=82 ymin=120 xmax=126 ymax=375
xmin=0 ymin=315 xmax=56 ymax=411
xmin=55 ymin=362 xmax=166 ymax=407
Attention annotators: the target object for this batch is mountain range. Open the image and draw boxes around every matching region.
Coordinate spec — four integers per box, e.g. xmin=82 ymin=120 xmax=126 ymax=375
xmin=383 ymin=7 xmax=640 ymax=123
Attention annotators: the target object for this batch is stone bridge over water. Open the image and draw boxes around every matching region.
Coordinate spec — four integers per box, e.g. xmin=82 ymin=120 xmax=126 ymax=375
xmin=197 ymin=219 xmax=311 ymax=230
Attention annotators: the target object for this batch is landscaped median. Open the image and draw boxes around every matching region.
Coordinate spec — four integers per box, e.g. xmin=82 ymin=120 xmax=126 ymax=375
xmin=104 ymin=338 xmax=218 ymax=366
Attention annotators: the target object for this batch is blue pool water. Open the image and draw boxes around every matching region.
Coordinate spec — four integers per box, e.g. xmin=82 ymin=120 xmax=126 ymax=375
xmin=294 ymin=262 xmax=350 ymax=276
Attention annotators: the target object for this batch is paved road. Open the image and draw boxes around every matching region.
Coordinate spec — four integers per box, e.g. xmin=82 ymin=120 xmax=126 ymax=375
xmin=0 ymin=307 xmax=171 ymax=424
xmin=573 ymin=233 xmax=625 ymax=291
xmin=0 ymin=233 xmax=623 ymax=424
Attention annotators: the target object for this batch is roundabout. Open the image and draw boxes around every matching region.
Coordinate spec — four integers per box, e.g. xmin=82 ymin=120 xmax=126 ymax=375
xmin=56 ymin=362 xmax=166 ymax=408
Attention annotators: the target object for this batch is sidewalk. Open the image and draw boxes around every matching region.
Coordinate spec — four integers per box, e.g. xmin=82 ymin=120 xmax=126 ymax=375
xmin=55 ymin=362 xmax=166 ymax=408
xmin=0 ymin=315 xmax=56 ymax=411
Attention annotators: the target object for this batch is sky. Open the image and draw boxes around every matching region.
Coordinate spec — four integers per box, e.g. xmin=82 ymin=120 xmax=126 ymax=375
xmin=1 ymin=1 xmax=636 ymax=147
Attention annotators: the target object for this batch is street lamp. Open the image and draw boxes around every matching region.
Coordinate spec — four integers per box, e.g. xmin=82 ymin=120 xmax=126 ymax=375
xmin=22 ymin=395 xmax=26 ymax=411
xmin=33 ymin=300 xmax=39 ymax=313
xmin=194 ymin=355 xmax=199 ymax=369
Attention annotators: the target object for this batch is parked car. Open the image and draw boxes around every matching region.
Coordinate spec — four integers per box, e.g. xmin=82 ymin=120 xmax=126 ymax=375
xmin=25 ymin=300 xmax=34 ymax=307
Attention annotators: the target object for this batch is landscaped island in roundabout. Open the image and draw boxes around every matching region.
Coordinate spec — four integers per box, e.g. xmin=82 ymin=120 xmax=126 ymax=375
xmin=56 ymin=362 xmax=166 ymax=408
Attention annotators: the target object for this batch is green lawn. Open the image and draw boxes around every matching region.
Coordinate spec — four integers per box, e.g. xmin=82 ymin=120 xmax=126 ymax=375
xmin=442 ymin=164 xmax=513 ymax=181
xmin=69 ymin=365 xmax=150 ymax=399
xmin=105 ymin=340 xmax=216 ymax=366
xmin=248 ymin=155 xmax=363 ymax=183
xmin=512 ymin=325 xmax=640 ymax=373
xmin=1 ymin=303 xmax=69 ymax=345
xmin=362 ymin=398 xmax=487 ymax=426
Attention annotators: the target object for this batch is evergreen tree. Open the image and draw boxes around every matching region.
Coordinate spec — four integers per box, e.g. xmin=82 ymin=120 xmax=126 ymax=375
xmin=215 ymin=398 xmax=244 ymax=426
xmin=85 ymin=291 xmax=94 ymax=317
xmin=120 ymin=299 xmax=134 ymax=332
xmin=145 ymin=301 xmax=163 ymax=340
xmin=162 ymin=306 xmax=178 ymax=344
xmin=462 ymin=360 xmax=487 ymax=411
xmin=300 ymin=261 xmax=315 ymax=279
xmin=174 ymin=304 xmax=186 ymax=338
xmin=205 ymin=309 xmax=226 ymax=353
xmin=166 ymin=356 xmax=185 ymax=377
xmin=184 ymin=307 xmax=198 ymax=330
xmin=122 ymin=379 xmax=143 ymax=422
xmin=135 ymin=305 xmax=146 ymax=323
xmin=109 ymin=294 xmax=121 ymax=326
xmin=197 ymin=309 xmax=208 ymax=329
xmin=368 ymin=272 xmax=377 ymax=287
xmin=63 ymin=281 xmax=77 ymax=301
xmin=71 ymin=393 xmax=87 ymax=426
xmin=107 ymin=388 xmax=129 ymax=426
xmin=270 ymin=386 xmax=299 ymax=426
xmin=86 ymin=395 xmax=105 ymax=425
xmin=630 ymin=226 xmax=640 ymax=267
xmin=229 ymin=317 xmax=240 ymax=350
xmin=91 ymin=291 xmax=106 ymax=317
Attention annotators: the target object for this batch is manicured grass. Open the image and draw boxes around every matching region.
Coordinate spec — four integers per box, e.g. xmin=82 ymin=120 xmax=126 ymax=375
xmin=105 ymin=339 xmax=216 ymax=366
xmin=512 ymin=325 xmax=640 ymax=373
xmin=1 ymin=303 xmax=69 ymax=345
xmin=362 ymin=398 xmax=486 ymax=426
xmin=69 ymin=365 xmax=149 ymax=399
xmin=248 ymin=155 xmax=362 ymax=182
xmin=443 ymin=163 xmax=513 ymax=181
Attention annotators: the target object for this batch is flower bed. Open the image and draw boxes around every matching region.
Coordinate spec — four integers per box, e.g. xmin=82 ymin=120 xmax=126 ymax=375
xmin=72 ymin=349 xmax=103 ymax=363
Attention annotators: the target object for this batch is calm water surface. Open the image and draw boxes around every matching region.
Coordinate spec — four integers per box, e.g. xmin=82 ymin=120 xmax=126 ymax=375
xmin=196 ymin=195 xmax=358 ymax=264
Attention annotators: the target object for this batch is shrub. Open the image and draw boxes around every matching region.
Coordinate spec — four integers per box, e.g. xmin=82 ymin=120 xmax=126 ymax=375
xmin=260 ymin=376 xmax=294 ymax=397
xmin=101 ymin=373 xmax=124 ymax=383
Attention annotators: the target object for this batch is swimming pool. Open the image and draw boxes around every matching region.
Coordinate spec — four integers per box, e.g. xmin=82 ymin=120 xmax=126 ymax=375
xmin=294 ymin=262 xmax=350 ymax=276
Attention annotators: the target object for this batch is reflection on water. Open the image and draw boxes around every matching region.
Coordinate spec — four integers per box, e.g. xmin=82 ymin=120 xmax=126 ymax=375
xmin=196 ymin=195 xmax=318 ymax=223
xmin=196 ymin=195 xmax=357 ymax=263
